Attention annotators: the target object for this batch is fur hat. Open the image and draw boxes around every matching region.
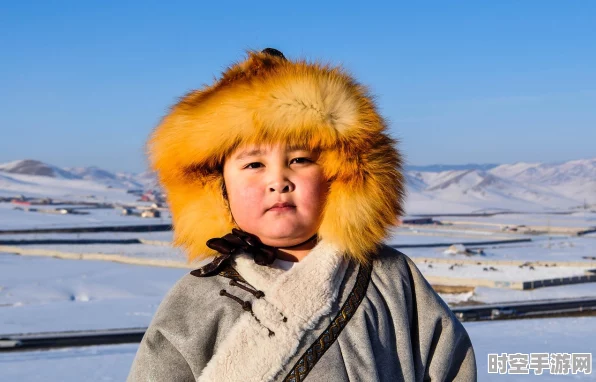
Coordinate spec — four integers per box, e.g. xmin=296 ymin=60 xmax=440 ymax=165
xmin=148 ymin=49 xmax=405 ymax=264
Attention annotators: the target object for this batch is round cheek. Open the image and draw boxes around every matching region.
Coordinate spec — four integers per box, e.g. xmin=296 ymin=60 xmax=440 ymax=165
xmin=227 ymin=178 xmax=263 ymax=225
xmin=296 ymin=171 xmax=328 ymax=223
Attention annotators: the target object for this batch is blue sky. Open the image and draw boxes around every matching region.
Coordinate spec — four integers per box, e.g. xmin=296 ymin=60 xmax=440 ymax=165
xmin=1 ymin=1 xmax=594 ymax=173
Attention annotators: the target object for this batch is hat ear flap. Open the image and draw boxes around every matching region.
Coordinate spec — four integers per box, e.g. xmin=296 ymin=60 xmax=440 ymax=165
xmin=168 ymin=177 xmax=235 ymax=262
xmin=318 ymin=134 xmax=404 ymax=264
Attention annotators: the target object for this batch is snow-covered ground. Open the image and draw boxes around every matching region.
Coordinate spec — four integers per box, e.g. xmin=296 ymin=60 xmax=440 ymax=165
xmin=467 ymin=316 xmax=596 ymax=381
xmin=0 ymin=344 xmax=138 ymax=382
xmin=418 ymin=261 xmax=593 ymax=282
xmin=465 ymin=283 xmax=596 ymax=305
xmin=388 ymin=227 xmax=519 ymax=243
xmin=0 ymin=171 xmax=141 ymax=203
xmin=1 ymin=230 xmax=174 ymax=242
xmin=441 ymin=212 xmax=596 ymax=229
xmin=0 ymin=255 xmax=187 ymax=334
xmin=404 ymin=236 xmax=596 ymax=264
xmin=7 ymin=243 xmax=186 ymax=262
xmin=0 ymin=203 xmax=171 ymax=231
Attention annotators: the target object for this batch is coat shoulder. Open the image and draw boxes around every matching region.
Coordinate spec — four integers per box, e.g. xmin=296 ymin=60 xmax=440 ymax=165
xmin=149 ymin=271 xmax=239 ymax=331
xmin=372 ymin=244 xmax=416 ymax=278
xmin=371 ymin=244 xmax=455 ymax=322
xmin=159 ymin=272 xmax=227 ymax=309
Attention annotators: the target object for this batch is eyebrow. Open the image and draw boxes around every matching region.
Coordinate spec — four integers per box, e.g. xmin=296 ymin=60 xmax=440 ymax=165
xmin=233 ymin=146 xmax=312 ymax=161
xmin=234 ymin=149 xmax=263 ymax=161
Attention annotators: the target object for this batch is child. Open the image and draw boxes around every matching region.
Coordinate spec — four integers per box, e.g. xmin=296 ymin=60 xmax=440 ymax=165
xmin=128 ymin=48 xmax=477 ymax=381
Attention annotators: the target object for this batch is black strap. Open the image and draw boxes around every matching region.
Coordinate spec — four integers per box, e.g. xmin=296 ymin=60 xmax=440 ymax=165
xmin=283 ymin=262 xmax=373 ymax=382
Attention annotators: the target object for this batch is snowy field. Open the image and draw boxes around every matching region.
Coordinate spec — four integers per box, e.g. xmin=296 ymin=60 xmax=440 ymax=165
xmin=419 ymin=261 xmax=593 ymax=282
xmin=0 ymin=344 xmax=139 ymax=382
xmin=1 ymin=230 xmax=174 ymax=242
xmin=0 ymin=203 xmax=171 ymax=231
xmin=0 ymin=171 xmax=142 ymax=202
xmin=388 ymin=228 xmax=521 ymax=244
xmin=0 ymin=255 xmax=187 ymax=334
xmin=404 ymin=236 xmax=596 ymax=264
xmin=6 ymin=243 xmax=186 ymax=262
xmin=442 ymin=212 xmax=596 ymax=229
xmin=467 ymin=316 xmax=596 ymax=381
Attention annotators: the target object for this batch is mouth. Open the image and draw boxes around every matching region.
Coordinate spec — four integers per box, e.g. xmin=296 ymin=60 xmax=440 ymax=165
xmin=267 ymin=202 xmax=296 ymax=212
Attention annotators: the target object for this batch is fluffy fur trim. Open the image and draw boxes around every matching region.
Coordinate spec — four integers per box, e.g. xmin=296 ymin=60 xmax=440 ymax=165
xmin=148 ymin=50 xmax=405 ymax=263
xmin=197 ymin=240 xmax=348 ymax=382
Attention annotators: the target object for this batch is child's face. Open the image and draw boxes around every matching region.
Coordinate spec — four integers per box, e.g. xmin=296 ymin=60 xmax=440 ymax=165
xmin=222 ymin=143 xmax=328 ymax=248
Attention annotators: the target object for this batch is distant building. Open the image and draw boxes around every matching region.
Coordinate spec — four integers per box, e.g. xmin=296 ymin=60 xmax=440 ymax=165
xmin=121 ymin=208 xmax=135 ymax=216
xmin=402 ymin=217 xmax=435 ymax=225
xmin=13 ymin=206 xmax=38 ymax=212
xmin=501 ymin=224 xmax=531 ymax=233
xmin=141 ymin=209 xmax=161 ymax=218
xmin=140 ymin=192 xmax=154 ymax=202
xmin=139 ymin=190 xmax=166 ymax=203
xmin=11 ymin=199 xmax=32 ymax=206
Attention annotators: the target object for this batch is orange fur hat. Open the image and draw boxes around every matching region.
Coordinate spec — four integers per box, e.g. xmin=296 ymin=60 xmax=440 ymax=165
xmin=148 ymin=49 xmax=405 ymax=263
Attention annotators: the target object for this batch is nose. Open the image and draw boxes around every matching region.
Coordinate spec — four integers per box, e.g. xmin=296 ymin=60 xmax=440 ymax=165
xmin=268 ymin=171 xmax=295 ymax=193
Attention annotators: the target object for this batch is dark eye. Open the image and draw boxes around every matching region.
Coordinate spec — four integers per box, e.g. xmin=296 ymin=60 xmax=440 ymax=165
xmin=244 ymin=162 xmax=263 ymax=169
xmin=290 ymin=157 xmax=312 ymax=165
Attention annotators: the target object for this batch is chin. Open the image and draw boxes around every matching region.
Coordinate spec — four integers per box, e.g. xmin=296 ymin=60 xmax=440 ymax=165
xmin=259 ymin=229 xmax=312 ymax=247
xmin=265 ymin=238 xmax=309 ymax=248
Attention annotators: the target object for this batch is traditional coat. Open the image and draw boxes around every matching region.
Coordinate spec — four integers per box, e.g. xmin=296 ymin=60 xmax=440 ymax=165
xmin=128 ymin=243 xmax=476 ymax=381
xmin=128 ymin=48 xmax=477 ymax=381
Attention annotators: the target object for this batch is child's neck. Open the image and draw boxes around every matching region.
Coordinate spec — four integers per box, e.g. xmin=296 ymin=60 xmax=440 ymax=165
xmin=275 ymin=236 xmax=318 ymax=262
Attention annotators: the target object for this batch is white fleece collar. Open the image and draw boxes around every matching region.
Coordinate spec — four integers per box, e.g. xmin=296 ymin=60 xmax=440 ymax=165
xmin=197 ymin=240 xmax=348 ymax=382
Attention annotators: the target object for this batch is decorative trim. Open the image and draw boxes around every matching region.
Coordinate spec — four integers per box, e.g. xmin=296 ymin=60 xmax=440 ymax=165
xmin=217 ymin=266 xmax=246 ymax=284
xmin=283 ymin=262 xmax=373 ymax=382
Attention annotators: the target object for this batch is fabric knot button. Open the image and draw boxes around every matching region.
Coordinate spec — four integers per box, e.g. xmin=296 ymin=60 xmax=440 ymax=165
xmin=190 ymin=229 xmax=277 ymax=277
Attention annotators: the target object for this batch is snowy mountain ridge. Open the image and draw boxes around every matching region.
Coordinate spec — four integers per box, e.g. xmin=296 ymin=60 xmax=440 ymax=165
xmin=0 ymin=160 xmax=155 ymax=189
xmin=0 ymin=159 xmax=79 ymax=180
xmin=66 ymin=166 xmax=145 ymax=189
